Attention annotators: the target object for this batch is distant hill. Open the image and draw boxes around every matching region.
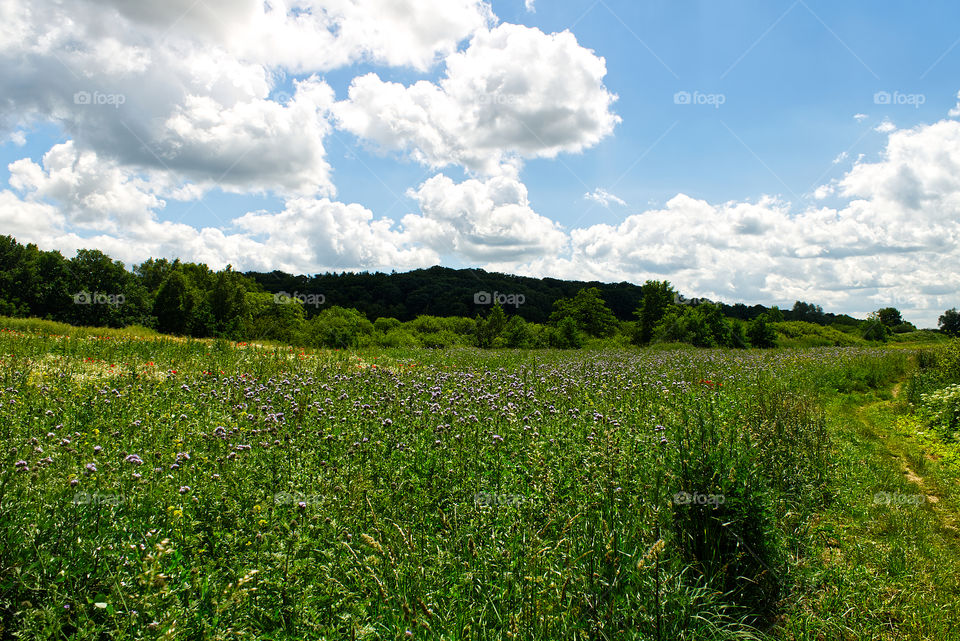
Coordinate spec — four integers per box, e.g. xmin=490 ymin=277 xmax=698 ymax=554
xmin=244 ymin=266 xmax=863 ymax=325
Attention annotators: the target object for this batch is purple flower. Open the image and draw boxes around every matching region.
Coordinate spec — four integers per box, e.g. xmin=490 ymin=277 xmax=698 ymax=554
xmin=125 ymin=454 xmax=144 ymax=466
xmin=85 ymin=462 xmax=97 ymax=474
xmin=93 ymin=446 xmax=102 ymax=454
xmin=179 ymin=486 xmax=190 ymax=494
xmin=492 ymin=434 xmax=504 ymax=443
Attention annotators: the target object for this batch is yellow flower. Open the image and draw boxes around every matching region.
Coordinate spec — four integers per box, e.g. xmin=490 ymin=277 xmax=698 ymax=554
xmin=253 ymin=504 xmax=262 ymax=513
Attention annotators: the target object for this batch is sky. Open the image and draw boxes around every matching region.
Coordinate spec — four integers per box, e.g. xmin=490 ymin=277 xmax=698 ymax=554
xmin=1 ymin=0 xmax=960 ymax=327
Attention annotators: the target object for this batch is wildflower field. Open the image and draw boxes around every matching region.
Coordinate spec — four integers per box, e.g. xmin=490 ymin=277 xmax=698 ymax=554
xmin=3 ymin=325 xmax=957 ymax=640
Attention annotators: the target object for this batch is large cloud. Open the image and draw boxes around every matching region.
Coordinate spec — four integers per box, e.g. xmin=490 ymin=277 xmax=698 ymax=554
xmin=402 ymin=171 xmax=568 ymax=261
xmin=90 ymin=0 xmax=495 ymax=73
xmin=0 ymin=0 xmax=495 ymax=197
xmin=333 ymin=23 xmax=621 ymax=174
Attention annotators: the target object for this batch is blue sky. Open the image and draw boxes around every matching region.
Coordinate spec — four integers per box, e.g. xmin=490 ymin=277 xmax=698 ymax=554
xmin=2 ymin=0 xmax=960 ymax=325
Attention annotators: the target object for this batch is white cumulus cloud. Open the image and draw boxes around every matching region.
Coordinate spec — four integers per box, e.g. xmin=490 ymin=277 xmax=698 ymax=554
xmin=333 ymin=23 xmax=620 ymax=175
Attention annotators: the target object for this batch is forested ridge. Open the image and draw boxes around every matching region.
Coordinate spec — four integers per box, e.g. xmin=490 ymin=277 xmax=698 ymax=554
xmin=2 ymin=234 xmax=956 ymax=348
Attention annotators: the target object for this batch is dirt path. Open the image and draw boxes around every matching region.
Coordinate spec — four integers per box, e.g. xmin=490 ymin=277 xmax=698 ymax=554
xmin=857 ymin=381 xmax=959 ymax=532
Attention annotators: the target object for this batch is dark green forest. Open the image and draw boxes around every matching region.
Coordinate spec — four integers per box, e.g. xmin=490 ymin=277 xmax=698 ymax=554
xmin=1 ymin=235 xmax=956 ymax=349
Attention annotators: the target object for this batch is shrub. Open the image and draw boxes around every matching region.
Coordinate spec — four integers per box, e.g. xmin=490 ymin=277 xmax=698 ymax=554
xmin=502 ymin=315 xmax=532 ymax=348
xmin=304 ymin=306 xmax=373 ymax=349
xmin=550 ymin=316 xmax=583 ymax=349
xmin=374 ymin=317 xmax=402 ymax=333
xmin=746 ymin=313 xmax=777 ymax=348
xmin=376 ymin=328 xmax=419 ymax=348
xmin=920 ymin=384 xmax=960 ymax=441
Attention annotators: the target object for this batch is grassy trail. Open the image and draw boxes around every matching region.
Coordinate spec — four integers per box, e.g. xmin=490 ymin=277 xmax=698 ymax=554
xmin=778 ymin=373 xmax=960 ymax=640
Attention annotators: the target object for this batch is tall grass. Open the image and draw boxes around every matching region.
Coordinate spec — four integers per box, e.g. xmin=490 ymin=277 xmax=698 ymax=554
xmin=0 ymin=327 xmax=909 ymax=639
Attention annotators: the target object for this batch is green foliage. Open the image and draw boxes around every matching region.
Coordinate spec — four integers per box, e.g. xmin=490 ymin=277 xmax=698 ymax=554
xmin=791 ymin=301 xmax=825 ymax=323
xmin=550 ymin=316 xmax=584 ymax=348
xmin=634 ymin=280 xmax=676 ymax=344
xmin=905 ymin=339 xmax=960 ymax=405
xmin=877 ymin=307 xmax=904 ymax=328
xmin=153 ymin=271 xmax=197 ymax=335
xmin=208 ymin=267 xmax=248 ymax=339
xmin=0 ymin=234 xmax=878 ymax=353
xmin=940 ymin=308 xmax=960 ymax=337
xmin=891 ymin=321 xmax=917 ymax=334
xmin=652 ymin=302 xmax=738 ymax=348
xmin=376 ymin=327 xmax=419 ymax=348
xmin=550 ymin=287 xmax=618 ymax=338
xmin=304 ymin=305 xmax=374 ymax=348
xmin=746 ymin=313 xmax=777 ymax=348
xmin=502 ymin=315 xmax=533 ymax=348
xmin=373 ymin=317 xmax=402 ymax=333
xmin=0 ymin=325 xmax=922 ymax=638
xmin=920 ymin=384 xmax=960 ymax=441
xmin=240 ymin=291 xmax=305 ymax=344
xmin=670 ymin=394 xmax=784 ymax=619
xmin=475 ymin=304 xmax=508 ymax=348
xmin=773 ymin=321 xmax=866 ymax=347
xmin=860 ymin=313 xmax=890 ymax=342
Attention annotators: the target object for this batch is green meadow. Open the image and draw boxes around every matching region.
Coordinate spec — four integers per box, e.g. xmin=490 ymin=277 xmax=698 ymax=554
xmin=2 ymin=319 xmax=959 ymax=640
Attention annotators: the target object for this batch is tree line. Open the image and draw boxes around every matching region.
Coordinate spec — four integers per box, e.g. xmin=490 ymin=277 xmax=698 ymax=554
xmin=1 ymin=234 xmax=957 ymax=348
